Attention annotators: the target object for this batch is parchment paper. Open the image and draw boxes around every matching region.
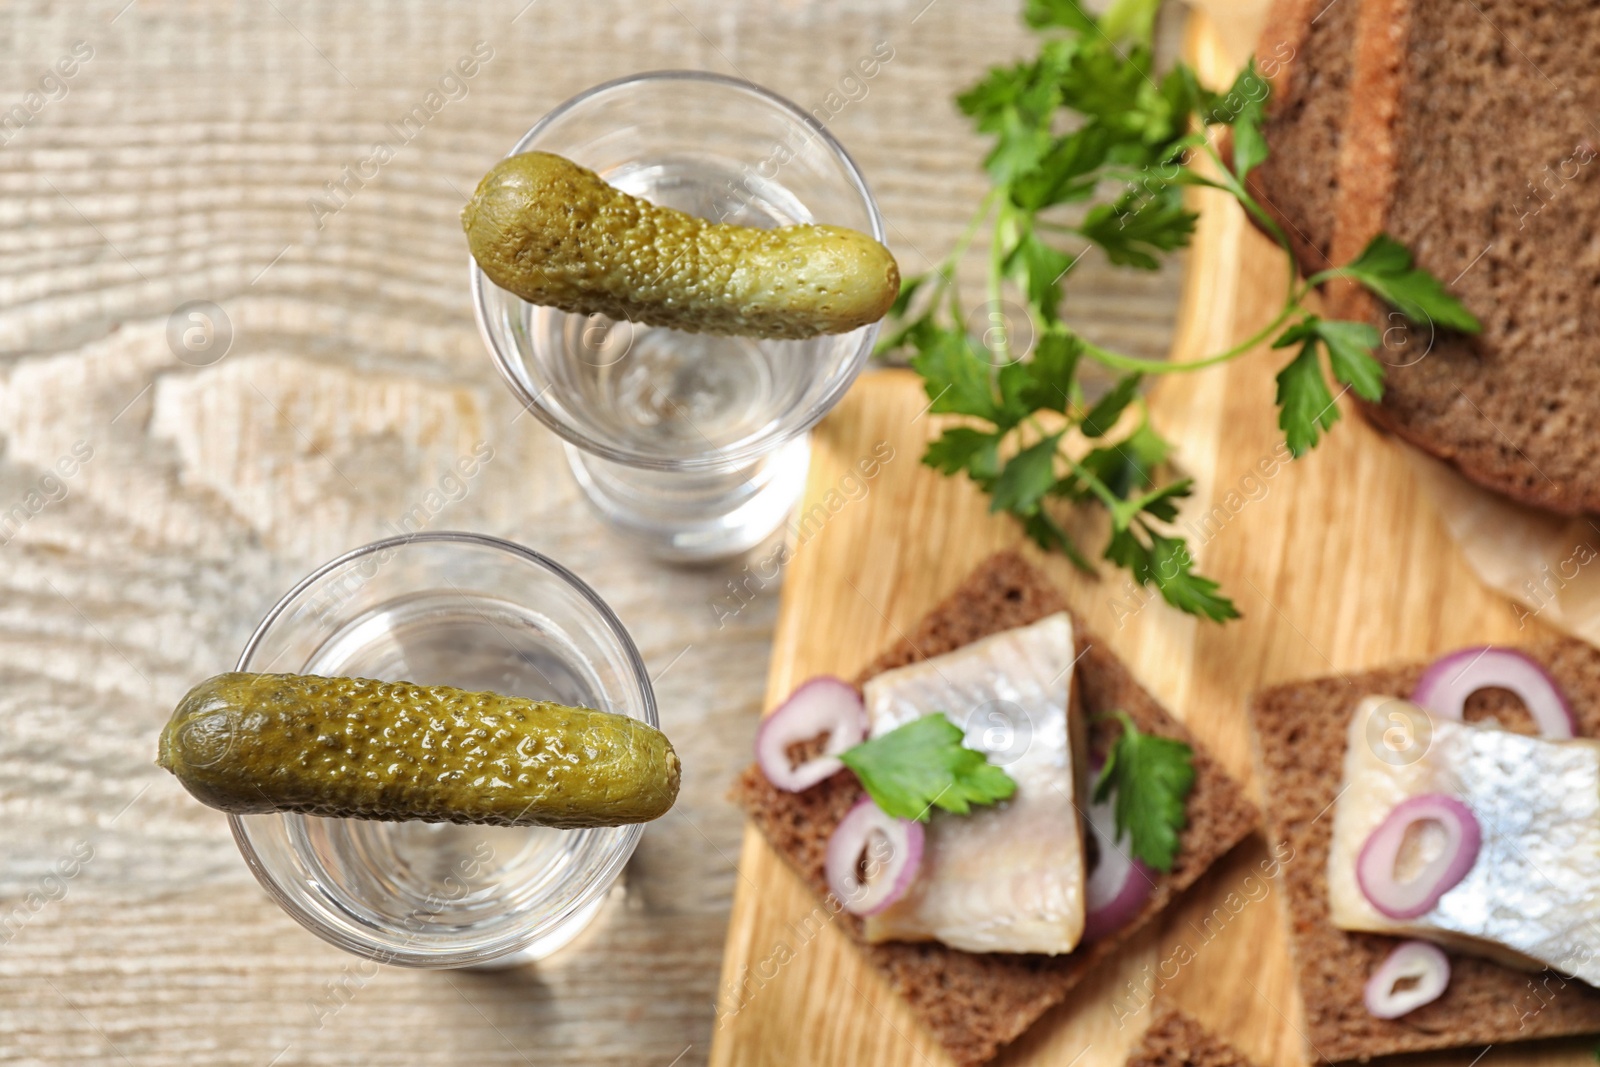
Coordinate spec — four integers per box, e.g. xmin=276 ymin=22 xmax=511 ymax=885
xmin=1408 ymin=452 xmax=1600 ymax=644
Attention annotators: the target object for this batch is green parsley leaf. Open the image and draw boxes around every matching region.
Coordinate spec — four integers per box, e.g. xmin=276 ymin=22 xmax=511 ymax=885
xmin=1081 ymin=373 xmax=1142 ymax=437
xmin=1217 ymin=60 xmax=1269 ymax=179
xmin=1121 ymin=476 xmax=1193 ymax=525
xmin=985 ymin=108 xmax=1057 ymax=185
xmin=924 ymin=427 xmax=1002 ymax=481
xmin=1080 ymin=189 xmax=1198 ymax=270
xmin=1004 ymin=224 xmax=1077 ymax=317
xmin=909 ymin=330 xmax=999 ymax=422
xmin=991 ymin=432 xmax=1064 ymax=514
xmin=1146 ymin=529 xmax=1236 ymax=619
xmin=1277 ymin=316 xmax=1385 ymax=402
xmin=1093 ymin=711 xmax=1196 ymax=871
xmin=956 ymin=62 xmax=1034 ymax=129
xmin=840 ymin=713 xmax=1017 ymax=821
xmin=1099 ymin=0 xmax=1163 ymax=44
xmin=1055 ymin=43 xmax=1165 ymax=141
xmin=1104 ymin=524 xmax=1238 ymax=621
xmin=1011 ymin=126 xmax=1114 ymax=210
xmin=1021 ymin=508 xmax=1095 ymax=572
xmin=1161 ymin=64 xmax=1221 ymax=127
xmin=1023 ymin=0 xmax=1098 ymax=34
xmin=1274 ymin=336 xmax=1340 ymax=457
xmin=1340 ymin=233 xmax=1482 ymax=333
xmin=1018 ymin=328 xmax=1084 ymax=414
xmin=1075 ymin=419 xmax=1170 ymax=499
xmin=995 ymin=360 xmax=1038 ymax=429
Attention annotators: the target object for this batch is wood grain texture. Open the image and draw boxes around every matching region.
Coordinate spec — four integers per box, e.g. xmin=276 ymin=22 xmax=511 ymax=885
xmin=0 ymin=2 xmax=1194 ymax=1065
xmin=711 ymin=12 xmax=1585 ymax=1067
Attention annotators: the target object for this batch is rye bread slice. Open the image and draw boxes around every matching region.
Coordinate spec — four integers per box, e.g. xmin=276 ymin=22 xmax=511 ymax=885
xmin=732 ymin=551 xmax=1259 ymax=1067
xmin=1244 ymin=0 xmax=1360 ymax=276
xmin=1249 ymin=639 xmax=1600 ymax=1062
xmin=1270 ymin=0 xmax=1600 ymax=515
xmin=1127 ymin=1008 xmax=1260 ymax=1067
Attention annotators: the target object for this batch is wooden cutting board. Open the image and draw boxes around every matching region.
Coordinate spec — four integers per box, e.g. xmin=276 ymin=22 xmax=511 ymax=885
xmin=709 ymin=11 xmax=1576 ymax=1067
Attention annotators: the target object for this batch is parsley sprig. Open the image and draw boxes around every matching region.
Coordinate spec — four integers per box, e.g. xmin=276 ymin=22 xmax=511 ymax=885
xmin=1094 ymin=711 xmax=1195 ymax=871
xmin=879 ymin=0 xmax=1481 ymax=622
xmin=840 ymin=712 xmax=1017 ymax=821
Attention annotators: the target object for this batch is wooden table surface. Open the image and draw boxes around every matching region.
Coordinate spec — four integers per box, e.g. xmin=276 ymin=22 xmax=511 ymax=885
xmin=0 ymin=2 xmax=1188 ymax=1064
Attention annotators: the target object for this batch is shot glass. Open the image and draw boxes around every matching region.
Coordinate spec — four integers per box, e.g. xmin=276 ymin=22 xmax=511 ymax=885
xmin=471 ymin=70 xmax=885 ymax=562
xmin=229 ymin=532 xmax=655 ymax=968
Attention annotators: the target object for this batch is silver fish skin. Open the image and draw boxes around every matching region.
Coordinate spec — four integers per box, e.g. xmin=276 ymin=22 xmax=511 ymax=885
xmin=1329 ymin=695 xmax=1600 ymax=982
xmin=860 ymin=612 xmax=1085 ymax=955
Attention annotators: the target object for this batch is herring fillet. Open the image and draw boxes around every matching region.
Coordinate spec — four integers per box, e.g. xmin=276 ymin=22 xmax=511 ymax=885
xmin=860 ymin=613 xmax=1085 ymax=955
xmin=1328 ymin=696 xmax=1600 ymax=981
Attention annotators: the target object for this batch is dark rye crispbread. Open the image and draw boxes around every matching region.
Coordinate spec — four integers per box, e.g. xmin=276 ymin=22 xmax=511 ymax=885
xmin=1249 ymin=638 xmax=1600 ymax=1062
xmin=1243 ymin=0 xmax=1359 ymax=275
xmin=1127 ymin=1009 xmax=1260 ymax=1067
xmin=1255 ymin=0 xmax=1600 ymax=515
xmin=732 ymin=551 xmax=1258 ymax=1067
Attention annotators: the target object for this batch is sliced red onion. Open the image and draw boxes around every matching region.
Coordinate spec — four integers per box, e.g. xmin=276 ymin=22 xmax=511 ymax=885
xmin=1356 ymin=794 xmax=1481 ymax=920
xmin=755 ymin=677 xmax=866 ymax=792
xmin=825 ymin=798 xmax=924 ymax=916
xmin=1364 ymin=940 xmax=1451 ymax=1019
xmin=1412 ymin=646 xmax=1574 ymax=739
xmin=1083 ymin=788 xmax=1153 ymax=943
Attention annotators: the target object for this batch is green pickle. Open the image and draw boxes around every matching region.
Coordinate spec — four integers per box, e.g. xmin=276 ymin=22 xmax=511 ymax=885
xmin=157 ymin=672 xmax=680 ymax=829
xmin=462 ymin=151 xmax=900 ymax=340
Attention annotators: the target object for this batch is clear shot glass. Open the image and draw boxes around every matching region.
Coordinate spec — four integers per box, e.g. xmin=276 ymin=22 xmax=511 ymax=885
xmin=471 ymin=70 xmax=885 ymax=562
xmin=229 ymin=532 xmax=655 ymax=968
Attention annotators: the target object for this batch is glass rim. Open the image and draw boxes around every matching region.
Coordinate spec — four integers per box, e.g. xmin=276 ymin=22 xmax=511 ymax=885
xmin=228 ymin=531 xmax=655 ymax=967
xmin=469 ymin=68 xmax=885 ymax=472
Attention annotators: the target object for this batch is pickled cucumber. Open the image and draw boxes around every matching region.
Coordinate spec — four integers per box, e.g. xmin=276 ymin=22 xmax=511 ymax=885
xmin=157 ymin=672 xmax=680 ymax=829
xmin=462 ymin=151 xmax=900 ymax=340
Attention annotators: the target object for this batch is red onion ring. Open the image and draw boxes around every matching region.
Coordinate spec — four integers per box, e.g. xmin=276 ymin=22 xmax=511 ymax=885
xmin=1083 ymin=786 xmax=1152 ymax=943
xmin=1412 ymin=646 xmax=1574 ymax=739
xmin=825 ymin=798 xmax=924 ymax=916
xmin=755 ymin=677 xmax=865 ymax=792
xmin=1356 ymin=794 xmax=1481 ymax=920
xmin=1364 ymin=940 xmax=1451 ymax=1019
